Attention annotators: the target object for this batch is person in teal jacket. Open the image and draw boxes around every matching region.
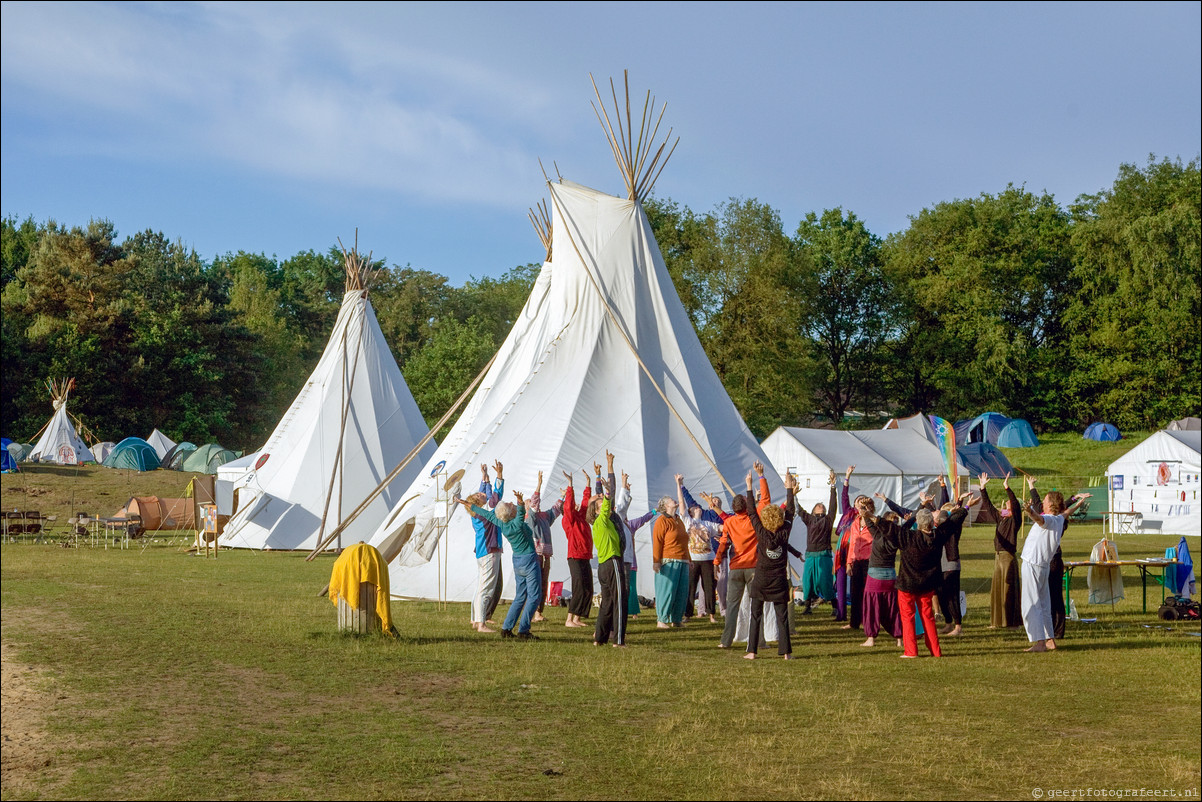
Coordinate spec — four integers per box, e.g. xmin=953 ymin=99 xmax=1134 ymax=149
xmin=461 ymin=490 xmax=541 ymax=640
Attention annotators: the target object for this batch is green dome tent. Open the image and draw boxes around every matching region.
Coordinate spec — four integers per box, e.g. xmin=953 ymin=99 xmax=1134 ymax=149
xmin=182 ymin=443 xmax=237 ymax=474
xmin=102 ymin=438 xmax=161 ymax=471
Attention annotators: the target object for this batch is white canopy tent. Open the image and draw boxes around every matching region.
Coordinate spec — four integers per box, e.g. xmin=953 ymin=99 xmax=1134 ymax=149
xmin=366 ymin=97 xmax=783 ymax=601
xmin=218 ymin=246 xmax=436 ymax=552
xmin=760 ymin=427 xmax=965 ymax=514
xmin=28 ymin=379 xmax=94 ymax=465
xmin=1106 ymin=430 xmax=1201 ymax=537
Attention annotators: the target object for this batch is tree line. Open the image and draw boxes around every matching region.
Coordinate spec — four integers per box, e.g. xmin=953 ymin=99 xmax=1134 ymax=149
xmin=1 ymin=156 xmax=1198 ymax=451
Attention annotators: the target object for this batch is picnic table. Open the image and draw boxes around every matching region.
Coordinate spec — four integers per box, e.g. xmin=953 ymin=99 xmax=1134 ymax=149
xmin=1062 ymin=558 xmax=1179 ymax=614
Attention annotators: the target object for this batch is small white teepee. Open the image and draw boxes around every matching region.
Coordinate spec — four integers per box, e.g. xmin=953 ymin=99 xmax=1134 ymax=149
xmin=366 ymin=74 xmax=783 ymax=602
xmin=218 ymin=241 xmax=437 ymax=552
xmin=28 ymin=378 xmax=95 ymax=465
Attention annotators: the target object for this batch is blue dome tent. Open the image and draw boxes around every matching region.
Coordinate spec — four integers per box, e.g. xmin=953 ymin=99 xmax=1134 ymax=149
xmin=965 ymin=412 xmax=1012 ymax=445
xmin=957 ymin=443 xmax=1014 ymax=477
xmin=997 ymin=419 xmax=1039 ymax=448
xmin=1083 ymin=422 xmax=1122 ymax=442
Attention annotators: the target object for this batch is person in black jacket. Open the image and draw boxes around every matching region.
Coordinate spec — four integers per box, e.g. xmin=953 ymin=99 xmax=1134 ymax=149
xmin=865 ymin=504 xmax=965 ymax=658
xmin=978 ymin=473 xmax=1022 ymax=628
xmin=744 ymin=470 xmax=800 ymax=660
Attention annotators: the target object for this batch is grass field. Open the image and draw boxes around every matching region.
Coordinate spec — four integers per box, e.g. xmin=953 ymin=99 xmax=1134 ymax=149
xmin=1 ymin=442 xmax=1198 ymax=800
xmin=2 ymin=525 xmax=1199 ymax=800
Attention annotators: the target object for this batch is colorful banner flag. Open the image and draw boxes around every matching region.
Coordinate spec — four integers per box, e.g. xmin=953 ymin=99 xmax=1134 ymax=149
xmin=928 ymin=415 xmax=958 ymax=496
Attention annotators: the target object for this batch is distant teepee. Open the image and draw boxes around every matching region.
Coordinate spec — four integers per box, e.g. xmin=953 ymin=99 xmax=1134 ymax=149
xmin=218 ymin=238 xmax=437 ymax=551
xmin=28 ymin=378 xmax=96 ymax=465
xmin=365 ymin=74 xmax=782 ymax=602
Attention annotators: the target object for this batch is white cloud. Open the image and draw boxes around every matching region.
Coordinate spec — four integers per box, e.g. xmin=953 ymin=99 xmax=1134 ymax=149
xmin=1 ymin=1 xmax=557 ymax=208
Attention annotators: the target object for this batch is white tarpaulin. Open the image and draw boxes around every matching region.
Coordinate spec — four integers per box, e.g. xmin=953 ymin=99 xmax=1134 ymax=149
xmin=368 ymin=179 xmax=783 ymax=602
xmin=1107 ymin=430 xmax=1201 ymax=537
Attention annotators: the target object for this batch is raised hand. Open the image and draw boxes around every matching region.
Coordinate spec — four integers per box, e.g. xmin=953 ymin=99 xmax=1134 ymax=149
xmin=621 ymin=471 xmax=630 ymax=490
xmin=536 ymin=470 xmax=543 ymax=492
xmin=1025 ymin=474 xmax=1036 ymax=490
xmin=754 ymin=461 xmax=765 ymax=476
xmin=978 ymin=473 xmax=988 ymax=487
xmin=828 ymin=470 xmax=836 ymax=486
xmin=605 ymin=450 xmax=615 ymax=467
xmin=674 ymin=473 xmax=684 ymax=485
xmin=512 ymin=490 xmax=525 ymax=505
xmin=1003 ymin=473 xmax=1011 ymax=490
xmin=745 ymin=470 xmax=754 ymax=489
xmin=480 ymin=463 xmax=489 ymax=479
xmin=846 ymin=465 xmax=855 ymax=479
xmin=873 ymin=492 xmax=886 ymax=500
xmin=593 ymin=461 xmax=602 ymax=475
xmin=492 ymin=460 xmax=504 ymax=478
xmin=562 ymin=470 xmax=573 ymax=482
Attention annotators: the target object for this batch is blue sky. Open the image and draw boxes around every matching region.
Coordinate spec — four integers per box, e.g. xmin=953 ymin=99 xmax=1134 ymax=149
xmin=2 ymin=1 xmax=1199 ymax=284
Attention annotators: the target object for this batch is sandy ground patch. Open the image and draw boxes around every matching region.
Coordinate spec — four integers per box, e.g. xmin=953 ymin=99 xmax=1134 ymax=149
xmin=0 ymin=613 xmax=75 ymax=797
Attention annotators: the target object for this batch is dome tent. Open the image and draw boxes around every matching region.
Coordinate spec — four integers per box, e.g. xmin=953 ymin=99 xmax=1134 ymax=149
xmin=90 ymin=441 xmax=117 ymax=462
xmin=1 ymin=438 xmax=17 ymax=472
xmin=997 ymin=419 xmax=1039 ymax=448
xmin=965 ymin=412 xmax=1012 ymax=445
xmin=1084 ymin=422 xmax=1122 ymax=442
xmin=181 ymin=443 xmax=237 ymax=474
xmin=161 ymin=441 xmax=197 ymax=470
xmin=102 ymin=438 xmax=161 ymax=471
xmin=957 ymin=443 xmax=1014 ymax=477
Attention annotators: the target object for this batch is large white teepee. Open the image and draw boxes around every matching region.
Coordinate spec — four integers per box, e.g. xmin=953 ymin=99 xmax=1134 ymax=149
xmin=28 ymin=379 xmax=95 ymax=465
xmin=219 ymin=245 xmax=437 ymax=552
xmin=367 ymin=76 xmax=782 ymax=601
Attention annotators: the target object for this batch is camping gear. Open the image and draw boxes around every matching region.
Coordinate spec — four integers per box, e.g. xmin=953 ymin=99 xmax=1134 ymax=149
xmin=90 ymin=441 xmax=116 ymax=462
xmin=160 ymin=441 xmax=197 ymax=470
xmin=28 ymin=378 xmax=95 ymax=465
xmin=218 ymin=242 xmax=435 ymax=553
xmin=365 ymin=79 xmax=783 ymax=605
xmin=1084 ymin=422 xmax=1122 ymax=441
xmin=1166 ymin=417 xmax=1201 ymax=432
xmin=964 ymin=412 xmax=1012 ymax=445
xmin=997 ymin=419 xmax=1039 ymax=448
xmin=1157 ymin=595 xmax=1200 ymax=621
xmin=1 ymin=438 xmax=16 ymax=473
xmin=956 ymin=443 xmax=1014 ymax=478
xmin=145 ymin=429 xmax=176 ymax=460
xmin=181 ymin=443 xmax=237 ymax=474
xmin=102 ymin=438 xmax=161 ymax=471
xmin=111 ymin=496 xmax=196 ymax=532
xmin=1106 ymin=431 xmax=1200 ymax=537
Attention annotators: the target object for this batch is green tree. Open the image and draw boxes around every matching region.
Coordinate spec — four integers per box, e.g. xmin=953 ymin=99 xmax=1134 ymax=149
xmin=882 ymin=186 xmax=1074 ymax=427
xmin=1066 ymin=156 xmax=1202 ymax=428
xmin=649 ymin=197 xmax=810 ymax=437
xmin=794 ymin=208 xmax=895 ymax=424
xmin=402 ymin=316 xmax=497 ymax=440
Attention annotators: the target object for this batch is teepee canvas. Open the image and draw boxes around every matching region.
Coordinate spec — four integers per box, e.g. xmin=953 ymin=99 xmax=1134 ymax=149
xmin=28 ymin=379 xmax=95 ymax=465
xmin=219 ymin=243 xmax=437 ymax=551
xmin=366 ymin=76 xmax=783 ymax=602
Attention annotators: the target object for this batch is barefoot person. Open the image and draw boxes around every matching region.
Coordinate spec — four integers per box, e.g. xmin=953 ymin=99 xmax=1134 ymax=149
xmin=467 ymin=462 xmax=505 ymax=633
xmin=797 ymin=471 xmax=838 ymax=615
xmin=1020 ymin=488 xmax=1089 ymax=653
xmin=653 ymin=479 xmax=690 ymax=628
xmin=560 ymin=469 xmax=593 ymax=629
xmin=978 ymin=473 xmax=1022 ymax=628
xmin=527 ymin=470 xmax=563 ymax=623
xmin=459 ymin=490 xmax=541 ymax=640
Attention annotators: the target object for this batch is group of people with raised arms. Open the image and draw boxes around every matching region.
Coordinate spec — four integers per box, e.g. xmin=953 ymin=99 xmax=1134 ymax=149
xmin=459 ymin=454 xmax=1089 ymax=657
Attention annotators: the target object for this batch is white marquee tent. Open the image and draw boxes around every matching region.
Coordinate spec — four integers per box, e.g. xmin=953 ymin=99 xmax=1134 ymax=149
xmin=760 ymin=427 xmax=965 ymax=514
xmin=1107 ymin=430 xmax=1201 ymax=537
xmin=28 ymin=379 xmax=95 ymax=465
xmin=218 ymin=247 xmax=436 ymax=552
xmin=366 ymin=84 xmax=782 ymax=602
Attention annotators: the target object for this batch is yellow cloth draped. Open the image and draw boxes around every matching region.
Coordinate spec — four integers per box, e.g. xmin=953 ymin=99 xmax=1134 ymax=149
xmin=329 ymin=542 xmax=395 ymax=634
